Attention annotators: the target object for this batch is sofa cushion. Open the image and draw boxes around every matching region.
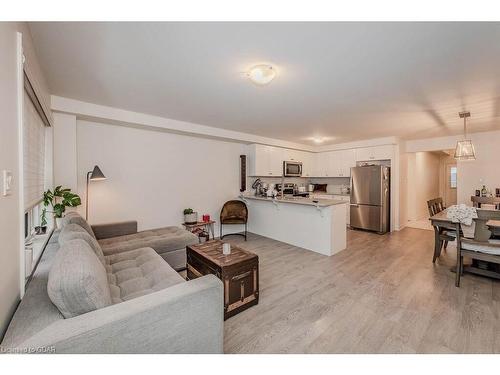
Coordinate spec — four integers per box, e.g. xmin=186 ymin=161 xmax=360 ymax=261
xmin=59 ymin=224 xmax=106 ymax=266
xmin=98 ymin=226 xmax=198 ymax=256
xmin=62 ymin=212 xmax=96 ymax=239
xmin=60 ymin=211 xmax=81 ymax=228
xmin=48 ymin=239 xmax=112 ymax=318
xmin=105 ymin=247 xmax=185 ymax=303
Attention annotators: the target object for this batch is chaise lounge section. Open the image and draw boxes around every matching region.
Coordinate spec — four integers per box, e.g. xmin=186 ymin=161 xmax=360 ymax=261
xmin=1 ymin=214 xmax=223 ymax=354
xmin=63 ymin=211 xmax=199 ymax=270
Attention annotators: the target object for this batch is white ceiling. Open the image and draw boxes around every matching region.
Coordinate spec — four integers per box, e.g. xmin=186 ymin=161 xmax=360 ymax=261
xmin=29 ymin=22 xmax=500 ymax=145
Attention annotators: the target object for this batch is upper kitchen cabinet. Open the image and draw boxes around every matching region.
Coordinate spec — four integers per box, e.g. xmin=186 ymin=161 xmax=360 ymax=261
xmin=314 ymin=151 xmax=332 ymax=177
xmin=355 ymin=145 xmax=394 ymax=162
xmin=268 ymin=146 xmax=285 ymax=176
xmin=300 ymin=152 xmax=314 ymax=177
xmin=338 ymin=149 xmax=356 ymax=177
xmin=314 ymin=149 xmax=355 ymax=177
xmin=248 ymin=144 xmax=284 ymax=176
xmin=283 ymin=148 xmax=302 ymax=162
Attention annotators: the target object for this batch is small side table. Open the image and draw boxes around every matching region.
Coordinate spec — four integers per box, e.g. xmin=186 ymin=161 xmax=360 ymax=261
xmin=182 ymin=220 xmax=216 ymax=241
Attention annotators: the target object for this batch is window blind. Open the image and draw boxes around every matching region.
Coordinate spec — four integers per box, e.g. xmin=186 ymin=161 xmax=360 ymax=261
xmin=23 ymin=89 xmax=46 ymax=210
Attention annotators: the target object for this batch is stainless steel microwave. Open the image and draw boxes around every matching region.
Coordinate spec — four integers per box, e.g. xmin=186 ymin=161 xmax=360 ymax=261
xmin=283 ymin=161 xmax=302 ymax=177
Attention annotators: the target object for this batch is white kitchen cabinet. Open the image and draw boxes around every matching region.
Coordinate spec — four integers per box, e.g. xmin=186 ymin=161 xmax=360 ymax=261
xmin=312 ymin=193 xmax=350 ymax=226
xmin=318 ymin=149 xmax=356 ymax=178
xmin=248 ymin=144 xmax=284 ymax=176
xmin=333 ymin=195 xmax=351 ymax=225
xmin=311 ymin=153 xmax=321 ymax=177
xmin=300 ymin=151 xmax=314 ymax=177
xmin=315 ymin=151 xmax=334 ymax=177
xmin=355 ymin=145 xmax=394 ymax=162
xmin=340 ymin=149 xmax=356 ymax=177
xmin=283 ymin=148 xmax=302 ymax=162
xmin=268 ymin=146 xmax=284 ymax=176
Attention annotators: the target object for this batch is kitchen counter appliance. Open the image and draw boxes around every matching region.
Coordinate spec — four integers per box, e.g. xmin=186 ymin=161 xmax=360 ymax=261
xmin=350 ymin=165 xmax=390 ymax=234
xmin=276 ymin=183 xmax=295 ymax=195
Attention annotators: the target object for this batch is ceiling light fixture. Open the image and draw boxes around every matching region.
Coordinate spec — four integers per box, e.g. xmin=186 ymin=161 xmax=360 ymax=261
xmin=454 ymin=111 xmax=476 ymax=161
xmin=313 ymin=137 xmax=325 ymax=144
xmin=246 ymin=64 xmax=276 ymax=86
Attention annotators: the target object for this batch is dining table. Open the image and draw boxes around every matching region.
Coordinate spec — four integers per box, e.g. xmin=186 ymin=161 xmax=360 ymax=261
xmin=430 ymin=210 xmax=500 ymax=279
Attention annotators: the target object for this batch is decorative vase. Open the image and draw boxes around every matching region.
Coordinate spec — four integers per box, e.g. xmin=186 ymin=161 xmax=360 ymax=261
xmin=184 ymin=212 xmax=198 ymax=224
xmin=55 ymin=217 xmax=63 ymax=228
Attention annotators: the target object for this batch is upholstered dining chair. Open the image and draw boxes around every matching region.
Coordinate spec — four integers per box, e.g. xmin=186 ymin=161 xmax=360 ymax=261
xmin=456 ymin=209 xmax=500 ymax=287
xmin=220 ymin=200 xmax=248 ymax=241
xmin=427 ymin=197 xmax=456 ymax=256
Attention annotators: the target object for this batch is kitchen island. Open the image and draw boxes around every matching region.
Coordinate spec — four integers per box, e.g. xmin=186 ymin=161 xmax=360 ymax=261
xmin=239 ymin=195 xmax=347 ymax=256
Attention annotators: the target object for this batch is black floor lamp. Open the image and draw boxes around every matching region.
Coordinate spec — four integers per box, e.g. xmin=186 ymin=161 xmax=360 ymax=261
xmin=86 ymin=165 xmax=106 ymax=220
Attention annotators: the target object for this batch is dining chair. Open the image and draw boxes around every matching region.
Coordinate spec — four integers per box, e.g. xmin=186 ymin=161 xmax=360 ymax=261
xmin=455 ymin=209 xmax=500 ymax=287
xmin=427 ymin=197 xmax=445 ymax=216
xmin=220 ymin=200 xmax=248 ymax=241
xmin=427 ymin=197 xmax=456 ymax=258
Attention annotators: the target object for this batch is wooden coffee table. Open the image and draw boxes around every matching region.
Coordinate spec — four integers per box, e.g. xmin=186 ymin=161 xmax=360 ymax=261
xmin=186 ymin=240 xmax=259 ymax=320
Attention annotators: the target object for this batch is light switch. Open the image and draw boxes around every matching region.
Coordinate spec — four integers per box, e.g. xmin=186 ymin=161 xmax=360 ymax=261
xmin=3 ymin=170 xmax=13 ymax=196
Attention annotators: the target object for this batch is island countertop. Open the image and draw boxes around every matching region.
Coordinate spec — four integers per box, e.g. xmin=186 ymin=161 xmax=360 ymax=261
xmin=240 ymin=193 xmax=347 ymax=256
xmin=239 ymin=194 xmax=347 ymax=207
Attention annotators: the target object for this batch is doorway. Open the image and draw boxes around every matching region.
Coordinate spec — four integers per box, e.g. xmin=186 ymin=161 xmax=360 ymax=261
xmin=405 ymin=149 xmax=457 ymax=231
xmin=444 ymin=163 xmax=458 ymax=207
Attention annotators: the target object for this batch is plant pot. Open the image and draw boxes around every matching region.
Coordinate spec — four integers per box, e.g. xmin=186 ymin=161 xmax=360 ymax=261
xmin=34 ymin=226 xmax=47 ymax=235
xmin=184 ymin=212 xmax=198 ymax=224
xmin=55 ymin=217 xmax=63 ymax=229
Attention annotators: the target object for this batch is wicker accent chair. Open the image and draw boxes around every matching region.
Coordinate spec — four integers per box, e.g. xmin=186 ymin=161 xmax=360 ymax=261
xmin=220 ymin=200 xmax=248 ymax=241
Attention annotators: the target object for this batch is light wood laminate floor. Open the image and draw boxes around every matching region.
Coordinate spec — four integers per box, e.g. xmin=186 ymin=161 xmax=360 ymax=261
xmin=222 ymin=228 xmax=500 ymax=353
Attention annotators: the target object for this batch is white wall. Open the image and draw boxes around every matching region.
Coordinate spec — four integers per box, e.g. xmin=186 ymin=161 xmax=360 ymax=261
xmin=0 ymin=23 xmax=22 ymax=340
xmin=404 ymin=130 xmax=500 ymax=206
xmin=53 ymin=112 xmax=77 ymax=191
xmin=0 ymin=23 xmax=50 ymax=339
xmin=457 ymin=131 xmax=500 ymax=204
xmin=407 ymin=152 xmax=440 ymax=222
xmin=76 ymin=120 xmax=247 ymax=235
xmin=398 ymin=150 xmax=409 ymax=229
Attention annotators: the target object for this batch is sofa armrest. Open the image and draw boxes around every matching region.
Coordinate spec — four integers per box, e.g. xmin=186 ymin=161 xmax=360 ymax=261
xmin=19 ymin=275 xmax=223 ymax=353
xmin=91 ymin=221 xmax=138 ymax=240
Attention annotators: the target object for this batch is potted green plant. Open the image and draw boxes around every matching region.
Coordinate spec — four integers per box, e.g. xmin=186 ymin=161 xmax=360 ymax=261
xmin=43 ymin=186 xmax=82 ymax=228
xmin=35 ymin=207 xmax=48 ymax=235
xmin=183 ymin=208 xmax=198 ymax=224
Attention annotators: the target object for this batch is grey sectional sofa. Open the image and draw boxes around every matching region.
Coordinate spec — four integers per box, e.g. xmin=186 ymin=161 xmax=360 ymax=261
xmin=1 ymin=213 xmax=223 ymax=354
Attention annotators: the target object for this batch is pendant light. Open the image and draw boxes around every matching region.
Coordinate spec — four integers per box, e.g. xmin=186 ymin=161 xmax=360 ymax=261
xmin=454 ymin=111 xmax=476 ymax=161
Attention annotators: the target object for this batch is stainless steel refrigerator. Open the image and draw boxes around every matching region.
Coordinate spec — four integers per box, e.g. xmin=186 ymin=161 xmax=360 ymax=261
xmin=350 ymin=165 xmax=390 ymax=234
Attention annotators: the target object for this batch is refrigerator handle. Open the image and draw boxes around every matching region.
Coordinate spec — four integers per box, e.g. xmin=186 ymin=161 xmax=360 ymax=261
xmin=349 ymin=173 xmax=354 ymax=200
xmin=350 ymin=203 xmax=359 ymax=207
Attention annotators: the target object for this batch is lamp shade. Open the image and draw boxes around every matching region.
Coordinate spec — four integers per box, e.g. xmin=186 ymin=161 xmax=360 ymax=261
xmin=454 ymin=140 xmax=476 ymax=161
xmin=89 ymin=165 xmax=106 ymax=181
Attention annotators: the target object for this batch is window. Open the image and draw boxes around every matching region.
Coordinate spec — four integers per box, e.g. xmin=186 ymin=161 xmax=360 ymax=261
xmin=450 ymin=166 xmax=457 ymax=189
xmin=23 ymin=74 xmax=51 ymax=241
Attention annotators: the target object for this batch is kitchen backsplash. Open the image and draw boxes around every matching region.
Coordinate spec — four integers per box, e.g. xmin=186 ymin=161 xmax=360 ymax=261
xmin=248 ymin=176 xmax=350 ymax=194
